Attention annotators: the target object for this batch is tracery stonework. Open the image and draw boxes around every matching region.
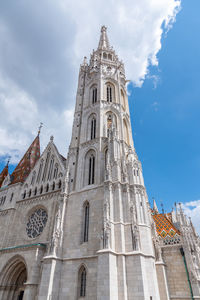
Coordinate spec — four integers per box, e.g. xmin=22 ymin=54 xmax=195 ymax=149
xmin=26 ymin=208 xmax=48 ymax=238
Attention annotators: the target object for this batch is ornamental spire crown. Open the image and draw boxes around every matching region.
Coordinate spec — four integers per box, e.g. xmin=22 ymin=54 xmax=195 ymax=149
xmin=98 ymin=26 xmax=110 ymax=50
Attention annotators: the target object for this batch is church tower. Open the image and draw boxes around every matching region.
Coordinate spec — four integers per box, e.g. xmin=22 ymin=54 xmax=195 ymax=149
xmin=39 ymin=26 xmax=161 ymax=300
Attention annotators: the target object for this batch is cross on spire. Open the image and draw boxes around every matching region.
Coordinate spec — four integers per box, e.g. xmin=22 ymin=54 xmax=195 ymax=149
xmin=38 ymin=122 xmax=43 ymax=136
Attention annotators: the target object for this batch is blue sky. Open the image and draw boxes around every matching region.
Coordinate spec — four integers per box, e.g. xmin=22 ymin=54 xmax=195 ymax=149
xmin=0 ymin=0 xmax=199 ymax=231
xmin=129 ymin=0 xmax=200 ymax=214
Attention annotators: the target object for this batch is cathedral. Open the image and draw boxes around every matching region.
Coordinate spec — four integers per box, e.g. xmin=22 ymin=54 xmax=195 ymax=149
xmin=0 ymin=26 xmax=200 ymax=300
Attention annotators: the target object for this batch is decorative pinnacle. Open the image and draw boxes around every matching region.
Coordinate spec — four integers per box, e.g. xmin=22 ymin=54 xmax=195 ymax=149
xmin=98 ymin=25 xmax=110 ymax=50
xmin=38 ymin=122 xmax=43 ymax=136
xmin=50 ymin=135 xmax=54 ymax=142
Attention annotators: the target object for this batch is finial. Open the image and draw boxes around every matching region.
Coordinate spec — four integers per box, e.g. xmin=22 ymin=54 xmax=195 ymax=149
xmin=161 ymin=201 xmax=164 ymax=214
xmin=82 ymin=56 xmax=87 ymax=66
xmin=38 ymin=122 xmax=43 ymax=136
xmin=101 ymin=25 xmax=107 ymax=32
xmin=6 ymin=156 xmax=11 ymax=167
xmin=50 ymin=135 xmax=54 ymax=142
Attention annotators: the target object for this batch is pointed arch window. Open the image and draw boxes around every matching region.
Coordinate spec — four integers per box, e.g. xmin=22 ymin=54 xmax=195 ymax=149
xmin=83 ymin=202 xmax=90 ymax=242
xmin=46 ymin=183 xmax=49 ymax=192
xmin=42 ymin=151 xmax=50 ymax=182
xmin=88 ymin=154 xmax=95 ymax=185
xmin=52 ymin=181 xmax=55 ymax=191
xmin=37 ymin=160 xmax=44 ymax=183
xmin=79 ymin=266 xmax=87 ymax=297
xmin=34 ymin=187 xmax=37 ymax=196
xmin=53 ymin=164 xmax=58 ymax=180
xmin=31 ymin=171 xmax=36 ymax=185
xmin=121 ymin=89 xmax=126 ymax=109
xmin=107 ymin=85 xmax=112 ymax=102
xmin=92 ymin=87 xmax=97 ymax=104
xmin=47 ymin=156 xmax=54 ymax=181
xmin=91 ymin=117 xmax=96 ymax=140
xmin=10 ymin=193 xmax=14 ymax=202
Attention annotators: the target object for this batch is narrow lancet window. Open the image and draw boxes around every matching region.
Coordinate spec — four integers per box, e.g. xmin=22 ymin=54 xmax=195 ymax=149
xmin=83 ymin=202 xmax=89 ymax=242
xmin=88 ymin=155 xmax=95 ymax=185
xmin=92 ymin=87 xmax=97 ymax=104
xmin=107 ymin=85 xmax=112 ymax=102
xmin=91 ymin=118 xmax=96 ymax=140
xmin=80 ymin=267 xmax=86 ymax=297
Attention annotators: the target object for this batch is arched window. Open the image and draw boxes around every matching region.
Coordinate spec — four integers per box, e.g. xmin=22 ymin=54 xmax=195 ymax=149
xmin=42 ymin=151 xmax=50 ymax=182
xmin=91 ymin=117 xmax=96 ymax=140
xmin=88 ymin=154 xmax=95 ymax=185
xmin=46 ymin=183 xmax=49 ymax=192
xmin=3 ymin=196 xmax=6 ymax=204
xmin=47 ymin=156 xmax=54 ymax=181
xmin=37 ymin=160 xmax=44 ymax=183
xmin=103 ymin=52 xmax=107 ymax=59
xmin=31 ymin=171 xmax=36 ymax=185
xmin=123 ymin=119 xmax=130 ymax=145
xmin=108 ymin=53 xmax=112 ymax=60
xmin=10 ymin=193 xmax=14 ymax=202
xmin=78 ymin=266 xmax=87 ymax=297
xmin=58 ymin=180 xmax=62 ymax=189
xmin=53 ymin=164 xmax=58 ymax=180
xmin=40 ymin=185 xmax=43 ymax=194
xmin=34 ymin=187 xmax=37 ymax=196
xmin=52 ymin=182 xmax=55 ymax=191
xmin=121 ymin=89 xmax=126 ymax=109
xmin=83 ymin=202 xmax=90 ymax=242
xmin=105 ymin=148 xmax=108 ymax=168
xmin=23 ymin=191 xmax=26 ymax=199
xmin=28 ymin=189 xmax=32 ymax=197
xmin=92 ymin=87 xmax=97 ymax=104
xmin=107 ymin=85 xmax=112 ymax=102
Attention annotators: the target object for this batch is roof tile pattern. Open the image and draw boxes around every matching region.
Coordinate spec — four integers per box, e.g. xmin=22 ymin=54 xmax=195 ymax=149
xmin=11 ymin=135 xmax=40 ymax=184
xmin=153 ymin=213 xmax=180 ymax=239
xmin=0 ymin=165 xmax=8 ymax=188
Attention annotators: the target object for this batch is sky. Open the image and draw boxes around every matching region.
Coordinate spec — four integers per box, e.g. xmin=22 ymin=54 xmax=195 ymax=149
xmin=0 ymin=0 xmax=199 ymax=232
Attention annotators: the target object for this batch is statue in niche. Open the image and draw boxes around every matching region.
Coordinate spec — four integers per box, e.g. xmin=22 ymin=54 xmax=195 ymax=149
xmin=131 ymin=224 xmax=140 ymax=251
xmin=49 ymin=202 xmax=62 ymax=255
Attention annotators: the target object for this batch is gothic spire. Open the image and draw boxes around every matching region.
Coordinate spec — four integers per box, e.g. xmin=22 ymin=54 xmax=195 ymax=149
xmin=153 ymin=198 xmax=159 ymax=214
xmin=98 ymin=26 xmax=110 ymax=50
xmin=11 ymin=134 xmax=40 ymax=185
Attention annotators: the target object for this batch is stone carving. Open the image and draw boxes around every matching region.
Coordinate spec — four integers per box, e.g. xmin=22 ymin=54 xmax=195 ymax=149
xmin=131 ymin=224 xmax=140 ymax=251
xmin=50 ymin=202 xmax=62 ymax=255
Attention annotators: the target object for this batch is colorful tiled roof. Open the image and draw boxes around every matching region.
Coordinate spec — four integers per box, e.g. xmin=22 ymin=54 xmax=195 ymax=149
xmin=152 ymin=213 xmax=180 ymax=239
xmin=10 ymin=135 xmax=40 ymax=185
xmin=0 ymin=164 xmax=9 ymax=188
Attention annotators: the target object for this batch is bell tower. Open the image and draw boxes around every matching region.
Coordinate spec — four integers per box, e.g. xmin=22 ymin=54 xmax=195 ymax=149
xmin=61 ymin=26 xmax=160 ymax=300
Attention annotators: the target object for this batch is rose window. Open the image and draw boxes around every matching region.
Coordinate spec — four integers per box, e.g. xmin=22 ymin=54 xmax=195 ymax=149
xmin=26 ymin=208 xmax=48 ymax=238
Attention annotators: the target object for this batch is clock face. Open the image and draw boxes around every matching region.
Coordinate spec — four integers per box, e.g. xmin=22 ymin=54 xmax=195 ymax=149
xmin=26 ymin=208 xmax=48 ymax=238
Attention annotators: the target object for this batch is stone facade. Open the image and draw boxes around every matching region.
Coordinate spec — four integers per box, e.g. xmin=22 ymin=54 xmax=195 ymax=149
xmin=0 ymin=26 xmax=200 ymax=300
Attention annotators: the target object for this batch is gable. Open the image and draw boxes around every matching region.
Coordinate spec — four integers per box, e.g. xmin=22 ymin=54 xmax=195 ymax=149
xmin=21 ymin=139 xmax=66 ymax=199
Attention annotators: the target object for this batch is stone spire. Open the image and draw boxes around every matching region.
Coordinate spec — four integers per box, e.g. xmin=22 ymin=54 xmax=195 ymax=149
xmin=153 ymin=198 xmax=159 ymax=214
xmin=98 ymin=26 xmax=110 ymax=50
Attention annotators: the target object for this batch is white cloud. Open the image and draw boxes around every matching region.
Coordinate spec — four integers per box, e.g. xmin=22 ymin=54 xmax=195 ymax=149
xmin=0 ymin=0 xmax=181 ymax=165
xmin=182 ymin=200 xmax=200 ymax=235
